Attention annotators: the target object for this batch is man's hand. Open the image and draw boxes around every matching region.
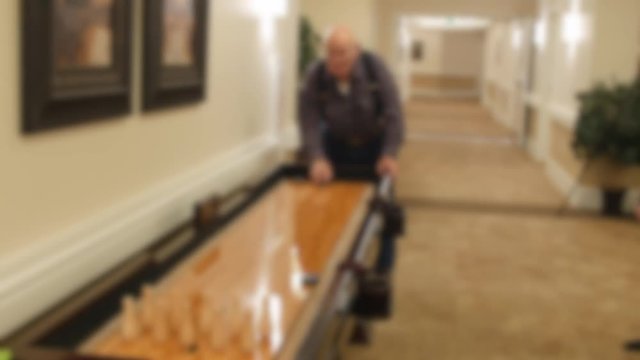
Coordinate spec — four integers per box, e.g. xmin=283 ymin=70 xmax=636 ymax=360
xmin=377 ymin=155 xmax=399 ymax=178
xmin=310 ymin=158 xmax=334 ymax=184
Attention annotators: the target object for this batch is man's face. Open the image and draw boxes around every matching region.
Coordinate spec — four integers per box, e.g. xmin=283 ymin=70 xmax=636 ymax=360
xmin=326 ymin=41 xmax=359 ymax=81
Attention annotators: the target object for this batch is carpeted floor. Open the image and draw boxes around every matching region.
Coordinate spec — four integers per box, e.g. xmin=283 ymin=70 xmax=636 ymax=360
xmin=404 ymin=100 xmax=515 ymax=139
xmin=345 ymin=99 xmax=640 ymax=360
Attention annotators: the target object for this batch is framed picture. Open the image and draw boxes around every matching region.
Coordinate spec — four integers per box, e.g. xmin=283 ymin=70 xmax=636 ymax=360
xmin=143 ymin=0 xmax=208 ymax=110
xmin=22 ymin=0 xmax=132 ymax=133
xmin=411 ymin=41 xmax=424 ymax=61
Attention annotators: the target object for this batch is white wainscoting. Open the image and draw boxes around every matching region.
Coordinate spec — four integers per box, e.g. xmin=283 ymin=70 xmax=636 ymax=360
xmin=281 ymin=125 xmax=301 ymax=150
xmin=0 ymin=134 xmax=279 ymax=338
xmin=546 ymin=157 xmax=601 ymax=211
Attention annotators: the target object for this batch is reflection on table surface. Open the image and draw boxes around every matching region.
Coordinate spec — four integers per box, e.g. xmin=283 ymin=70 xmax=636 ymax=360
xmin=83 ymin=180 xmax=371 ymax=360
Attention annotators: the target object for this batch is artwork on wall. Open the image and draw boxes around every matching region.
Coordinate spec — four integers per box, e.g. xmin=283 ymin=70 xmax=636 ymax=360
xmin=412 ymin=41 xmax=424 ymax=62
xmin=143 ymin=0 xmax=208 ymax=110
xmin=22 ymin=0 xmax=132 ymax=133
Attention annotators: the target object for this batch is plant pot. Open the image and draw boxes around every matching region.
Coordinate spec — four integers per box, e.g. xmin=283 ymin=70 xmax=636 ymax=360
xmin=602 ymin=188 xmax=626 ymax=217
xmin=581 ymin=158 xmax=640 ymax=189
xmin=578 ymin=158 xmax=640 ymax=216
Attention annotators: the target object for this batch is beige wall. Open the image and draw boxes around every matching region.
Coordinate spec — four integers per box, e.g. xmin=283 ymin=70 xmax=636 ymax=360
xmin=483 ymin=20 xmax=530 ymax=130
xmin=0 ymin=0 xmax=299 ymax=337
xmin=0 ymin=0 xmax=297 ymax=255
xmin=408 ymin=27 xmax=485 ymax=98
xmin=525 ymin=0 xmax=640 ymax=209
xmin=441 ymin=31 xmax=486 ymax=76
xmin=375 ymin=0 xmax=536 ymax=66
xmin=410 ymin=29 xmax=485 ymax=77
xmin=409 ymin=29 xmax=444 ymax=74
xmin=301 ymin=0 xmax=377 ymax=50
xmin=591 ymin=0 xmax=640 ymax=83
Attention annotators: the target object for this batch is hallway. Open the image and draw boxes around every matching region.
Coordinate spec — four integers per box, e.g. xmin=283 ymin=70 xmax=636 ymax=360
xmin=347 ymin=99 xmax=640 ymax=360
xmin=399 ymin=99 xmax=563 ymax=208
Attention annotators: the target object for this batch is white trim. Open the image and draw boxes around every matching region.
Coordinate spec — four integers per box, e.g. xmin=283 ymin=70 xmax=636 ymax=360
xmin=524 ymin=92 xmax=543 ymax=108
xmin=280 ymin=125 xmax=300 ymax=150
xmin=546 ymin=158 xmax=575 ymax=194
xmin=548 ymin=102 xmax=578 ymax=128
xmin=0 ymin=135 xmax=278 ymax=338
xmin=495 ymin=108 xmax=512 ymax=128
xmin=527 ymin=137 xmax=544 ymax=161
xmin=546 ymin=158 xmax=600 ymax=211
xmin=491 ymin=78 xmax=516 ymax=94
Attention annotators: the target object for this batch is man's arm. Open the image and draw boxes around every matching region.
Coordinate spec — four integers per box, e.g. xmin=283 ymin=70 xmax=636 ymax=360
xmin=298 ymin=62 xmax=326 ymax=161
xmin=372 ymin=56 xmax=405 ymax=157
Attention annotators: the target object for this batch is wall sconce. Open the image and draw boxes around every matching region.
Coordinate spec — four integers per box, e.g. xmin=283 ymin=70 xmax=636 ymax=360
xmin=511 ymin=26 xmax=523 ymax=50
xmin=251 ymin=0 xmax=287 ymax=18
xmin=250 ymin=0 xmax=289 ymax=45
xmin=400 ymin=18 xmax=412 ymax=52
xmin=562 ymin=12 xmax=585 ymax=45
xmin=534 ymin=19 xmax=547 ymax=49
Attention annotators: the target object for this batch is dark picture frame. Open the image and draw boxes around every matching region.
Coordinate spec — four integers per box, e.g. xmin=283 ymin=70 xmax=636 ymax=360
xmin=411 ymin=40 xmax=424 ymax=61
xmin=22 ymin=0 xmax=132 ymax=134
xmin=143 ymin=0 xmax=208 ymax=110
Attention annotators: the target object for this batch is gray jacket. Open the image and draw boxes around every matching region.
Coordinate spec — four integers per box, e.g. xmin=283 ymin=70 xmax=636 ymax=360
xmin=298 ymin=52 xmax=405 ymax=160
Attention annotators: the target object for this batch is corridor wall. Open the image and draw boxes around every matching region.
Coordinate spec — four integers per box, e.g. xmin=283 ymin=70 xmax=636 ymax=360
xmin=527 ymin=0 xmax=640 ymax=210
xmin=0 ymin=0 xmax=300 ymax=338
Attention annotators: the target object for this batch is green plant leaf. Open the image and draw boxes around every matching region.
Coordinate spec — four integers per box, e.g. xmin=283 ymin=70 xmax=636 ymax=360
xmin=574 ymin=78 xmax=640 ymax=165
xmin=299 ymin=16 xmax=321 ymax=77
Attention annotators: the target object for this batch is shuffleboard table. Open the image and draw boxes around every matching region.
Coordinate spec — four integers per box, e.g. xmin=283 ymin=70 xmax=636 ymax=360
xmin=4 ymin=166 xmax=396 ymax=360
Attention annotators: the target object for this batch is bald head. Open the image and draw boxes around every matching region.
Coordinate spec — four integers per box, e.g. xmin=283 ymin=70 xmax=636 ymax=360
xmin=324 ymin=26 xmax=361 ymax=81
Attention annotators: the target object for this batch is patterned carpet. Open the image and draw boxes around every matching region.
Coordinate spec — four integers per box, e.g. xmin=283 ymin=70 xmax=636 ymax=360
xmin=346 ymin=100 xmax=640 ymax=360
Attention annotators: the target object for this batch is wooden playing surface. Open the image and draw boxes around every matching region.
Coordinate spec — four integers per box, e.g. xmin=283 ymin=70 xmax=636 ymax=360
xmin=81 ymin=180 xmax=372 ymax=360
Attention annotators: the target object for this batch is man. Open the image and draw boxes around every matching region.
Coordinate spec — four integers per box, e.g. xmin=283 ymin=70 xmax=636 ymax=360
xmin=299 ymin=25 xmax=405 ymax=283
xmin=299 ymin=29 xmax=404 ymax=343
xmin=299 ymin=26 xmax=405 ymax=183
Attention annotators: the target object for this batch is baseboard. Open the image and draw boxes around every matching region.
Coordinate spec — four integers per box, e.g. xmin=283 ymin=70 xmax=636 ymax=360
xmin=546 ymin=159 xmax=601 ymax=211
xmin=0 ymin=134 xmax=279 ymax=339
xmin=527 ymin=140 xmax=544 ymax=162
xmin=524 ymin=93 xmax=543 ymax=108
xmin=547 ymin=102 xmax=578 ymax=128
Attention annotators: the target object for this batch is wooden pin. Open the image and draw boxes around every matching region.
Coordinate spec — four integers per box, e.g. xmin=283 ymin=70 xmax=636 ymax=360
xmin=241 ymin=311 xmax=258 ymax=354
xmin=121 ymin=296 xmax=141 ymax=340
xmin=210 ymin=300 xmax=231 ymax=351
xmin=151 ymin=299 xmax=170 ymax=342
xmin=198 ymin=301 xmax=214 ymax=335
xmin=260 ymin=297 xmax=271 ymax=343
xmin=179 ymin=316 xmax=197 ymax=351
xmin=141 ymin=285 xmax=157 ymax=329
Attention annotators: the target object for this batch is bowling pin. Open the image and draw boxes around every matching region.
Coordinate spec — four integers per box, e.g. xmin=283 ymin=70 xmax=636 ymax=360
xmin=121 ymin=296 xmax=141 ymax=340
xmin=151 ymin=299 xmax=170 ymax=342
xmin=140 ymin=285 xmax=157 ymax=329
xmin=198 ymin=301 xmax=214 ymax=335
xmin=260 ymin=297 xmax=271 ymax=343
xmin=241 ymin=311 xmax=259 ymax=354
xmin=209 ymin=298 xmax=232 ymax=351
xmin=178 ymin=314 xmax=197 ymax=350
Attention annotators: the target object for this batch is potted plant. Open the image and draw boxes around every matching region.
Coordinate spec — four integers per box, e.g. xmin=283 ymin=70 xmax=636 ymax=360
xmin=298 ymin=16 xmax=322 ymax=78
xmin=573 ymin=78 xmax=640 ymax=216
